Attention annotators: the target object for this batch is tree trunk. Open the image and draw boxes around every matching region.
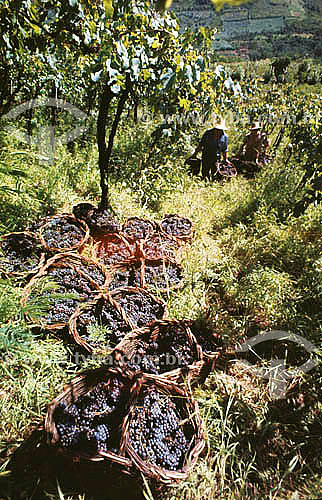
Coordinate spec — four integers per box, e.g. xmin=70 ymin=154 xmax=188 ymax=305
xmin=97 ymin=76 xmax=131 ymax=210
xmin=97 ymin=84 xmax=114 ymax=210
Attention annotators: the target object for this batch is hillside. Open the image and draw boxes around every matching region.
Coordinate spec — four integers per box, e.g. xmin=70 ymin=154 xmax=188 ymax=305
xmin=171 ymin=0 xmax=322 ymax=58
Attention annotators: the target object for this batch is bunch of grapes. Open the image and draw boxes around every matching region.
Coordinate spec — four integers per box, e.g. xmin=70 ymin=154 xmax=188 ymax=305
xmin=72 ymin=203 xmax=95 ymax=222
xmin=154 ymin=323 xmax=197 ymax=369
xmin=108 ymin=265 xmax=142 ymax=291
xmin=144 ymin=261 xmax=183 ymax=291
xmin=112 ymin=290 xmax=165 ymax=328
xmin=35 ymin=266 xmax=97 ymax=325
xmin=41 ymin=217 xmax=86 ymax=250
xmin=126 ymin=341 xmax=160 ymax=375
xmin=87 ymin=209 xmax=121 ymax=234
xmin=95 ymin=236 xmax=134 ymax=267
xmin=0 ymin=233 xmax=43 ymax=274
xmin=54 ymin=378 xmax=126 ymax=454
xmin=126 ymin=322 xmax=197 ymax=375
xmin=99 ymin=300 xmax=132 ymax=345
xmin=160 ymin=215 xmax=192 ymax=239
xmin=48 ymin=267 xmax=94 ymax=298
xmin=122 ymin=218 xmax=156 ymax=240
xmin=77 ymin=260 xmax=106 ymax=288
xmin=128 ymin=388 xmax=190 ymax=471
xmin=142 ymin=234 xmax=180 ymax=261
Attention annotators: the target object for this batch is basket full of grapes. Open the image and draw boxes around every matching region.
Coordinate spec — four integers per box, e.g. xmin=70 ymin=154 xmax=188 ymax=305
xmin=0 ymin=231 xmax=45 ymax=278
xmin=74 ymin=205 xmax=121 ymax=236
xmin=122 ymin=217 xmax=157 ymax=242
xmin=160 ymin=214 xmax=193 ymax=242
xmin=142 ymin=258 xmax=184 ymax=293
xmin=93 ymin=233 xmax=138 ymax=269
xmin=39 ymin=214 xmax=90 ymax=253
xmin=22 ymin=253 xmax=108 ymax=330
xmin=110 ymin=287 xmax=167 ymax=330
xmin=69 ymin=294 xmax=133 ymax=353
xmin=45 ymin=366 xmax=133 ymax=468
xmin=141 ymin=232 xmax=184 ymax=263
xmin=121 ymin=373 xmax=205 ymax=484
xmin=113 ymin=319 xmax=204 ymax=382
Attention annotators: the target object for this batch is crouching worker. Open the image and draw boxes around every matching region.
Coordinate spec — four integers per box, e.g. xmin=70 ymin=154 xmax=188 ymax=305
xmin=234 ymin=122 xmax=270 ymax=178
xmin=187 ymin=117 xmax=233 ymax=181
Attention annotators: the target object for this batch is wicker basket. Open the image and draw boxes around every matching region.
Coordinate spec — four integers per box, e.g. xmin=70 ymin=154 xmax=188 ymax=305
xmin=120 ymin=373 xmax=205 ymax=485
xmin=142 ymin=258 xmax=185 ymax=293
xmin=92 ymin=233 xmax=139 ymax=269
xmin=110 ymin=286 xmax=168 ymax=329
xmin=68 ymin=293 xmax=134 ymax=354
xmin=0 ymin=231 xmax=45 ymax=278
xmin=22 ymin=253 xmax=108 ymax=330
xmin=160 ymin=214 xmax=193 ymax=242
xmin=39 ymin=214 xmax=90 ymax=253
xmin=45 ymin=366 xmax=133 ymax=469
xmin=107 ymin=258 xmax=184 ymax=294
xmin=141 ymin=232 xmax=184 ymax=263
xmin=122 ymin=217 xmax=158 ymax=242
xmin=107 ymin=260 xmax=144 ymax=292
xmin=187 ymin=319 xmax=222 ymax=366
xmin=113 ymin=319 xmax=203 ymax=383
xmin=72 ymin=202 xmax=96 ymax=222
xmin=85 ymin=209 xmax=121 ymax=236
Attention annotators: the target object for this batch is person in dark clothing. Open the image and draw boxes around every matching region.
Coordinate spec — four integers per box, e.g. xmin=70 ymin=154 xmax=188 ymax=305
xmin=191 ymin=118 xmax=233 ymax=180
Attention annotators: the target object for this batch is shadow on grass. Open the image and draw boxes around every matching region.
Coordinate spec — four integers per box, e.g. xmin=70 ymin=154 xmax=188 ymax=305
xmin=0 ymin=428 xmax=151 ymax=500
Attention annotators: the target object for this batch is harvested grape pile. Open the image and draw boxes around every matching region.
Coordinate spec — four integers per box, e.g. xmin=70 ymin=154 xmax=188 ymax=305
xmin=94 ymin=235 xmax=135 ymax=267
xmin=128 ymin=388 xmax=190 ymax=471
xmin=160 ymin=214 xmax=193 ymax=239
xmin=40 ymin=216 xmax=87 ymax=250
xmin=53 ymin=378 xmax=127 ymax=454
xmin=0 ymin=232 xmax=44 ymax=275
xmin=73 ymin=204 xmax=121 ymax=235
xmin=28 ymin=265 xmax=99 ymax=326
xmin=111 ymin=289 xmax=166 ymax=329
xmin=122 ymin=217 xmax=156 ymax=240
xmin=72 ymin=298 xmax=132 ymax=349
xmin=108 ymin=264 xmax=142 ymax=291
xmin=144 ymin=261 xmax=183 ymax=291
xmin=142 ymin=233 xmax=180 ymax=261
xmin=126 ymin=322 xmax=199 ymax=375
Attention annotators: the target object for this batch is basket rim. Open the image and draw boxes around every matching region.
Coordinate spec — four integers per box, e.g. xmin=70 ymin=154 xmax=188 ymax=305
xmin=112 ymin=318 xmax=204 ymax=382
xmin=45 ymin=366 xmax=134 ymax=467
xmin=0 ymin=230 xmax=46 ymax=277
xmin=120 ymin=373 xmax=205 ymax=485
xmin=159 ymin=214 xmax=194 ymax=242
xmin=21 ymin=252 xmax=107 ymax=329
